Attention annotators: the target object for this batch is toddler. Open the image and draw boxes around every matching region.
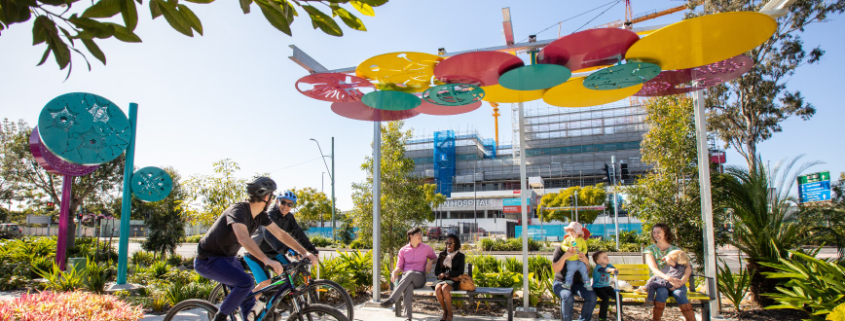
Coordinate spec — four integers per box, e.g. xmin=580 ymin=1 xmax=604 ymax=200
xmin=561 ymin=221 xmax=592 ymax=291
xmin=644 ymin=249 xmax=689 ymax=306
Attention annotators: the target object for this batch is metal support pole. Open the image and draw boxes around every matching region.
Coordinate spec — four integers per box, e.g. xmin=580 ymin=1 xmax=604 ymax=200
xmin=612 ymin=155 xmax=620 ymax=251
xmin=117 ymin=103 xmax=138 ymax=284
xmin=574 ymin=190 xmax=579 ymax=223
xmin=372 ymin=121 xmax=382 ymax=302
xmin=473 ymin=161 xmax=477 ymax=241
xmin=693 ymin=89 xmax=720 ymax=317
xmin=56 ymin=175 xmax=72 ymax=270
xmin=518 ymin=101 xmax=530 ymax=310
xmin=331 ymin=137 xmax=336 ymax=242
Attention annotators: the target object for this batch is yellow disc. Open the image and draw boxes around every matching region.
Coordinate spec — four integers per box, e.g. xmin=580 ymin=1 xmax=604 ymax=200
xmin=543 ymin=77 xmax=641 ymax=107
xmin=356 ymin=52 xmax=443 ymax=93
xmin=625 ymin=12 xmax=775 ymax=71
xmin=481 ymin=84 xmax=545 ymax=103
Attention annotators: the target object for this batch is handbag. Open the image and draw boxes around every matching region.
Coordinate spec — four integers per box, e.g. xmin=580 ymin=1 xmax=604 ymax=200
xmin=452 ymin=274 xmax=477 ymax=291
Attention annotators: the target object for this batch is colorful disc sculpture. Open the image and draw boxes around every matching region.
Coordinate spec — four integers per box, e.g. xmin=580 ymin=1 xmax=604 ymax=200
xmin=131 ymin=167 xmax=174 ymax=202
xmin=538 ymin=28 xmax=640 ymax=72
xmin=362 ymin=91 xmax=422 ymax=111
xmin=498 ymin=64 xmax=571 ymax=91
xmin=356 ymin=52 xmax=443 ymax=93
xmin=29 ymin=127 xmax=99 ymax=176
xmin=481 ymin=84 xmax=546 ymax=103
xmin=636 ymin=55 xmax=753 ymax=96
xmin=37 ymin=92 xmax=132 ymax=166
xmin=416 ymin=101 xmax=483 ymax=116
xmin=433 ymin=51 xmax=524 ymax=86
xmin=544 ymin=77 xmax=643 ymax=107
xmin=331 ymin=101 xmax=420 ymax=121
xmin=296 ymin=73 xmax=374 ymax=102
xmin=422 ymin=84 xmax=485 ymax=106
xmin=583 ymin=62 xmax=661 ymax=90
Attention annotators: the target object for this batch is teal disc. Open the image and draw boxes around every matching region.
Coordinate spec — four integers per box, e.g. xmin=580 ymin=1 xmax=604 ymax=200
xmin=583 ymin=62 xmax=661 ymax=90
xmin=361 ymin=91 xmax=421 ymax=111
xmin=37 ymin=92 xmax=132 ymax=165
xmin=131 ymin=167 xmax=173 ymax=202
xmin=498 ymin=64 xmax=571 ymax=91
xmin=422 ymin=84 xmax=485 ymax=106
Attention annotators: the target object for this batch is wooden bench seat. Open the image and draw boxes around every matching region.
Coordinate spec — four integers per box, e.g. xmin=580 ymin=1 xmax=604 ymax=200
xmin=612 ymin=264 xmax=715 ymax=320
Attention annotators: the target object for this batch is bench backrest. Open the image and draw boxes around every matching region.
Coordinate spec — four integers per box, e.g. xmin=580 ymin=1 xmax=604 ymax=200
xmin=614 ymin=264 xmax=695 ymax=289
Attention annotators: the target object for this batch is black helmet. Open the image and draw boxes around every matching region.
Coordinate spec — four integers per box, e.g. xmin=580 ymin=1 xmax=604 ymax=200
xmin=246 ymin=176 xmax=277 ymax=198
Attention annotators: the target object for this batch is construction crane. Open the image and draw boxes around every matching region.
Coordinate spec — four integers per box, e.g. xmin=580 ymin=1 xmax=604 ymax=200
xmin=593 ymin=0 xmax=698 ymax=29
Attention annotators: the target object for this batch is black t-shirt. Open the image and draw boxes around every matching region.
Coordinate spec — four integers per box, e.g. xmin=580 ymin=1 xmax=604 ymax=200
xmin=552 ymin=246 xmax=586 ymax=284
xmin=197 ymin=202 xmax=272 ymax=259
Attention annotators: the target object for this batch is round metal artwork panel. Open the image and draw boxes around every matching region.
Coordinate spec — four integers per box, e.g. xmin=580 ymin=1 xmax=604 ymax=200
xmin=544 ymin=77 xmax=642 ymax=108
xmin=29 ymin=126 xmax=99 ymax=176
xmin=331 ymin=101 xmax=420 ymax=122
xmin=481 ymin=84 xmax=545 ymax=103
xmin=37 ymin=92 xmax=132 ymax=165
xmin=635 ymin=55 xmax=753 ymax=97
xmin=131 ymin=166 xmax=173 ymax=202
xmin=498 ymin=64 xmax=572 ymax=91
xmin=295 ymin=73 xmax=374 ymax=102
xmin=433 ymin=51 xmax=524 ymax=87
xmin=415 ymin=101 xmax=483 ymax=116
xmin=583 ymin=62 xmax=661 ymax=90
xmin=538 ymin=28 xmax=640 ymax=71
xmin=421 ymin=84 xmax=485 ymax=106
xmin=361 ymin=91 xmax=421 ymax=111
xmin=355 ymin=52 xmax=443 ymax=93
xmin=625 ymin=12 xmax=776 ymax=71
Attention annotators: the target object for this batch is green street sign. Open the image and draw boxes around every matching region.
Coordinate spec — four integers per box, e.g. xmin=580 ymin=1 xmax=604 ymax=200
xmin=798 ymin=171 xmax=830 ymax=184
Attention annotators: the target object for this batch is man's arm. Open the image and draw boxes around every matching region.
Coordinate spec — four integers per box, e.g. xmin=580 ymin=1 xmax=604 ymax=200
xmin=233 ymin=223 xmax=281 ymax=274
xmin=289 ymin=219 xmax=319 ymax=255
xmin=266 ymin=223 xmax=318 ymax=265
xmin=552 ymin=247 xmax=576 ymax=273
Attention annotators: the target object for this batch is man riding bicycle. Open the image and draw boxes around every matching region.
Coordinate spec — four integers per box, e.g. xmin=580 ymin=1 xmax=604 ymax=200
xmin=194 ymin=177 xmax=318 ymax=321
xmin=245 ymin=190 xmax=319 ymax=290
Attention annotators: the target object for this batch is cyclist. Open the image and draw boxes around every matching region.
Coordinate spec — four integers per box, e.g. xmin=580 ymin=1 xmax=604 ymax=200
xmin=245 ymin=190 xmax=319 ymax=290
xmin=194 ymin=177 xmax=318 ymax=321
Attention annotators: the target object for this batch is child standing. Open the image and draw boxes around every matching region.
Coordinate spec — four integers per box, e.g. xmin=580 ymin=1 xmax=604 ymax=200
xmin=592 ymin=251 xmax=618 ymax=321
xmin=561 ymin=222 xmax=592 ymax=291
xmin=643 ymin=249 xmax=689 ymax=306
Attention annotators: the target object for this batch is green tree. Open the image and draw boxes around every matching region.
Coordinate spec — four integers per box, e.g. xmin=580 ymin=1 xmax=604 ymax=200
xmin=537 ymin=185 xmax=606 ymax=224
xmin=141 ymin=167 xmax=189 ymax=259
xmin=184 ymin=158 xmax=246 ymax=227
xmin=691 ymin=0 xmax=845 ymax=170
xmin=291 ymin=187 xmax=337 ymax=228
xmin=0 ymin=0 xmax=387 ymax=77
xmin=349 ymin=121 xmax=435 ymax=269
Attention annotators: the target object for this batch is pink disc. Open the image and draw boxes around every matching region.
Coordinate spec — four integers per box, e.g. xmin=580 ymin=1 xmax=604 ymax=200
xmin=635 ymin=55 xmax=753 ymax=97
xmin=296 ymin=73 xmax=375 ymax=102
xmin=416 ymin=101 xmax=483 ymax=116
xmin=331 ymin=101 xmax=420 ymax=122
xmin=538 ymin=28 xmax=640 ymax=71
xmin=29 ymin=127 xmax=99 ymax=176
xmin=434 ymin=51 xmax=524 ymax=86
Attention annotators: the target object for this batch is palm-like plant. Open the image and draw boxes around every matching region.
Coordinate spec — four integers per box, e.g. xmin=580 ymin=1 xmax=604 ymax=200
xmin=714 ymin=155 xmax=818 ymax=306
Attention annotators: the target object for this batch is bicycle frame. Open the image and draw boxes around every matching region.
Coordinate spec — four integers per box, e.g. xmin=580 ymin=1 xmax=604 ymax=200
xmin=224 ymin=262 xmax=312 ymax=321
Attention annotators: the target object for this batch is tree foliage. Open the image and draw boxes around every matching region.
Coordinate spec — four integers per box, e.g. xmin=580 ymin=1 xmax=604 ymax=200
xmin=140 ymin=167 xmax=188 ymax=259
xmin=691 ymin=0 xmax=845 ymax=170
xmin=349 ymin=121 xmax=435 ymax=268
xmin=184 ymin=158 xmax=246 ymax=227
xmin=537 ymin=184 xmax=606 ymax=224
xmin=291 ymin=186 xmax=337 ymax=228
xmin=0 ymin=0 xmax=388 ymax=77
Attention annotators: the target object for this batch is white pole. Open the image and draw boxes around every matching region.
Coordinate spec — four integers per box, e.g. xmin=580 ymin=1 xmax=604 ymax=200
xmin=612 ymin=155 xmax=620 ymax=251
xmin=574 ymin=190 xmax=579 ymax=223
xmin=372 ymin=121 xmax=382 ymax=302
xmin=518 ymin=101 xmax=530 ymax=310
xmin=693 ymin=89 xmax=720 ymax=316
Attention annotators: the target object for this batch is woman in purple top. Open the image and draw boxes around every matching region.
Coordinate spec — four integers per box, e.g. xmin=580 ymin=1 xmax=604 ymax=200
xmin=381 ymin=227 xmax=437 ymax=321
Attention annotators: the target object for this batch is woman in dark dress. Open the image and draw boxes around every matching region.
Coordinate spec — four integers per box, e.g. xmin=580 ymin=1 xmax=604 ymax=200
xmin=433 ymin=234 xmax=464 ymax=321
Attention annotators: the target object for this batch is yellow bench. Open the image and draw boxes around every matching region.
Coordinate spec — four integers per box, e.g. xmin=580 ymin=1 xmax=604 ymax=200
xmin=613 ymin=264 xmax=714 ymax=320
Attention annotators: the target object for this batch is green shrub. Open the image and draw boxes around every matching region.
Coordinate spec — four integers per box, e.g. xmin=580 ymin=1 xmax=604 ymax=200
xmin=528 ymin=255 xmax=553 ymax=280
xmin=349 ymin=239 xmax=371 ymax=249
xmin=35 ymin=262 xmax=87 ymax=292
xmin=503 ymin=257 xmax=522 ymax=274
xmin=477 ymin=238 xmax=540 ymax=252
xmin=619 ymin=243 xmax=642 ymax=252
xmin=166 ymin=254 xmax=184 ymax=267
xmin=762 ymin=250 xmax=845 ymax=321
xmin=185 ymin=234 xmax=203 ymax=243
xmin=717 ymin=260 xmax=751 ymax=316
xmin=311 ymin=236 xmax=333 ymax=248
xmin=131 ymin=251 xmax=156 ymax=266
xmin=29 ymin=256 xmax=54 ymax=279
xmin=150 ymin=261 xmax=170 ymax=278
xmin=337 ymin=250 xmax=373 ymax=293
xmin=85 ymin=258 xmax=114 ymax=294
xmin=466 ymin=254 xmax=501 ymax=273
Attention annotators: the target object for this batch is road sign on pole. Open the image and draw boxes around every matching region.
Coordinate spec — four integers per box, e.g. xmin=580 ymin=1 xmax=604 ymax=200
xmin=798 ymin=171 xmax=831 ymax=204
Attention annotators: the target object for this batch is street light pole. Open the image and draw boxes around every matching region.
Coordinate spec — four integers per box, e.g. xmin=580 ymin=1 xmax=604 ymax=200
xmin=321 ymin=172 xmax=325 ymax=228
xmin=310 ymin=138 xmax=336 ymax=241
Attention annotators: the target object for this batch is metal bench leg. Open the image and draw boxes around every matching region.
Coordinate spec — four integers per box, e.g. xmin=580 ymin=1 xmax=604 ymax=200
xmin=701 ymin=302 xmax=711 ymax=321
xmin=395 ymin=298 xmax=402 ymax=317
xmin=507 ymin=296 xmax=514 ymax=321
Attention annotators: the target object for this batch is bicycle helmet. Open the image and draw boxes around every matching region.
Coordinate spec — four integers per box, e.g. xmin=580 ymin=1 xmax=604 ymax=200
xmin=277 ymin=190 xmax=297 ymax=204
xmin=246 ymin=176 xmax=277 ymax=198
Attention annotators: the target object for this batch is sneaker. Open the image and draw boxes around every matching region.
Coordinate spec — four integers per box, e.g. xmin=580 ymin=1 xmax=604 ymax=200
xmin=379 ymin=299 xmax=395 ymax=308
xmin=562 ymin=283 xmax=572 ymax=290
xmin=246 ymin=300 xmax=266 ymax=321
xmin=213 ymin=312 xmax=229 ymax=321
xmin=585 ymin=285 xmax=593 ymax=291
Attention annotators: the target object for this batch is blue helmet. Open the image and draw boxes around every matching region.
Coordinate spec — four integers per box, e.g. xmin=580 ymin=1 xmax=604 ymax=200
xmin=277 ymin=190 xmax=297 ymax=204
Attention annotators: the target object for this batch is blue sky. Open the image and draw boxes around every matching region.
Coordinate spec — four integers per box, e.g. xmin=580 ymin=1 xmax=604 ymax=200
xmin=1 ymin=0 xmax=842 ymax=210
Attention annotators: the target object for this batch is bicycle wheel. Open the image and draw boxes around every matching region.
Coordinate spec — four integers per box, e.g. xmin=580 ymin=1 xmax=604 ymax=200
xmin=298 ymin=280 xmax=354 ymax=321
xmin=163 ymin=299 xmax=218 ymax=321
xmin=208 ymin=283 xmax=227 ymax=305
xmin=286 ymin=303 xmax=348 ymax=321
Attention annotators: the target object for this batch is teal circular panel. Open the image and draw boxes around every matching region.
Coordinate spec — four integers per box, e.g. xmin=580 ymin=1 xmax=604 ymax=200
xmin=37 ymin=92 xmax=132 ymax=165
xmin=583 ymin=62 xmax=661 ymax=90
xmin=361 ymin=91 xmax=421 ymax=111
xmin=498 ymin=64 xmax=571 ymax=91
xmin=131 ymin=167 xmax=173 ymax=202
xmin=422 ymin=84 xmax=485 ymax=106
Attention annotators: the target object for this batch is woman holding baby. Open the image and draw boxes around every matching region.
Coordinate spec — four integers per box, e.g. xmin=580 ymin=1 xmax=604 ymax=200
xmin=644 ymin=223 xmax=696 ymax=321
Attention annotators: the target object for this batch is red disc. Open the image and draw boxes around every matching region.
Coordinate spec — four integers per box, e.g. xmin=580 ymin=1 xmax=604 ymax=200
xmin=331 ymin=101 xmax=420 ymax=121
xmin=434 ymin=51 xmax=524 ymax=86
xmin=296 ymin=73 xmax=375 ymax=102
xmin=635 ymin=55 xmax=753 ymax=97
xmin=538 ymin=28 xmax=640 ymax=71
xmin=416 ymin=101 xmax=482 ymax=116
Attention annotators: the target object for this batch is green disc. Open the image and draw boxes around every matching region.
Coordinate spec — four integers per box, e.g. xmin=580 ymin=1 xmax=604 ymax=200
xmin=131 ymin=167 xmax=173 ymax=202
xmin=361 ymin=91 xmax=421 ymax=111
xmin=498 ymin=64 xmax=572 ymax=91
xmin=583 ymin=62 xmax=662 ymax=90
xmin=422 ymin=84 xmax=485 ymax=106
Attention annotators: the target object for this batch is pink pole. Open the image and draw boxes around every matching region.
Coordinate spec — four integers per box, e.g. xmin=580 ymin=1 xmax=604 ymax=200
xmin=57 ymin=175 xmax=72 ymax=271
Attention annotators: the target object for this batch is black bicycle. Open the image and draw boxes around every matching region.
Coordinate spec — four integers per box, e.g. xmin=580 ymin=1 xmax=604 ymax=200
xmin=206 ymin=256 xmax=354 ymax=321
xmin=164 ymin=261 xmax=347 ymax=321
